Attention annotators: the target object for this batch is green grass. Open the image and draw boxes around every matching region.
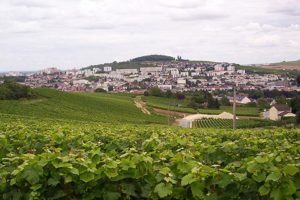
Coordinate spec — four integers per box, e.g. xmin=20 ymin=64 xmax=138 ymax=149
xmin=0 ymin=88 xmax=166 ymax=124
xmin=144 ymin=96 xmax=259 ymax=116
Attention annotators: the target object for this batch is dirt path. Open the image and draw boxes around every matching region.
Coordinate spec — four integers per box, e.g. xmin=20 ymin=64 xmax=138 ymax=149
xmin=152 ymin=108 xmax=189 ymax=118
xmin=134 ymin=96 xmax=151 ymax=115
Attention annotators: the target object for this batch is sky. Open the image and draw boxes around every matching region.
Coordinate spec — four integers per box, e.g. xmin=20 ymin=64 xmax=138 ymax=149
xmin=0 ymin=0 xmax=300 ymax=72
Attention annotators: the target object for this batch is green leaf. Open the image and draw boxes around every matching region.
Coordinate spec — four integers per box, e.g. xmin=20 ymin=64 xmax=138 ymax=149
xmin=23 ymin=168 xmax=41 ymax=185
xmin=30 ymin=184 xmax=42 ymax=191
xmin=270 ymin=188 xmax=282 ymax=200
xmin=285 ymin=181 xmax=296 ymax=195
xmin=247 ymin=162 xmax=260 ymax=173
xmin=159 ymin=167 xmax=171 ymax=175
xmin=234 ymin=173 xmax=247 ymax=181
xmin=191 ymin=181 xmax=204 ymax=199
xmin=283 ymin=165 xmax=299 ymax=176
xmin=48 ymin=178 xmax=59 ymax=186
xmin=154 ymin=182 xmax=173 ymax=198
xmin=181 ymin=174 xmax=197 ymax=186
xmin=256 ymin=156 xmax=268 ymax=163
xmin=218 ymin=174 xmax=232 ymax=188
xmin=103 ymin=191 xmax=121 ymax=200
xmin=69 ymin=167 xmax=79 ymax=175
xmin=259 ymin=184 xmax=270 ymax=196
xmin=80 ymin=172 xmax=95 ymax=183
xmin=252 ymin=172 xmax=266 ymax=183
xmin=266 ymin=172 xmax=281 ymax=182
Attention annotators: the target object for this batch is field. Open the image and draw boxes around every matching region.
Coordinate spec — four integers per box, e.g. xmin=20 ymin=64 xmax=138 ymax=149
xmin=0 ymin=88 xmax=166 ymax=125
xmin=236 ymin=65 xmax=300 ymax=76
xmin=144 ymin=96 xmax=259 ymax=117
xmin=193 ymin=119 xmax=273 ymax=129
xmin=262 ymin=60 xmax=300 ymax=71
xmin=0 ymin=115 xmax=299 ymax=199
xmin=0 ymin=89 xmax=299 ymax=199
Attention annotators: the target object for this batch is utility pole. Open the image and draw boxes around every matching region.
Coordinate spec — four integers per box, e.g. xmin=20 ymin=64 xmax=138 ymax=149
xmin=233 ymin=71 xmax=237 ymax=130
xmin=233 ymin=84 xmax=237 ymax=130
xmin=168 ymin=99 xmax=171 ymax=126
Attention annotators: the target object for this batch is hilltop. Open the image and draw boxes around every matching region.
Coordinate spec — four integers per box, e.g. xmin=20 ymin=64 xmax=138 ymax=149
xmin=130 ymin=54 xmax=175 ymax=62
xmin=83 ymin=55 xmax=300 ymax=76
xmin=261 ymin=59 xmax=300 ymax=71
xmin=83 ymin=54 xmax=178 ymax=70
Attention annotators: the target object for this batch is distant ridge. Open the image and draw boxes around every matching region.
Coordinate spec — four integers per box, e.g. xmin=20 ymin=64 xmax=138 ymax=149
xmin=130 ymin=54 xmax=175 ymax=62
xmin=83 ymin=54 xmax=176 ymax=70
xmin=259 ymin=59 xmax=300 ymax=71
xmin=269 ymin=59 xmax=300 ymax=66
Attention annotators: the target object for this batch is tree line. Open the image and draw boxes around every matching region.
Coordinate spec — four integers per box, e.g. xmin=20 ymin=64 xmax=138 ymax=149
xmin=0 ymin=81 xmax=36 ymax=100
xmin=144 ymin=87 xmax=220 ymax=109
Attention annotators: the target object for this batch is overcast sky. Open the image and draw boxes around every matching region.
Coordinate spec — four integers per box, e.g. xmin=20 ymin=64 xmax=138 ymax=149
xmin=0 ymin=0 xmax=300 ymax=71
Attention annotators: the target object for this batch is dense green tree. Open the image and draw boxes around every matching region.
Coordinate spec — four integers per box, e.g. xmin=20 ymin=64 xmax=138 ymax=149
xmin=131 ymin=55 xmax=175 ymax=62
xmin=297 ymin=75 xmax=300 ymax=86
xmin=191 ymin=95 xmax=205 ymax=104
xmin=187 ymin=101 xmax=201 ymax=110
xmin=143 ymin=91 xmax=149 ymax=96
xmin=148 ymin=87 xmax=163 ymax=97
xmin=297 ymin=111 xmax=300 ymax=124
xmin=290 ymin=96 xmax=300 ymax=113
xmin=176 ymin=93 xmax=185 ymax=101
xmin=220 ymin=97 xmax=230 ymax=106
xmin=257 ymin=98 xmax=270 ymax=111
xmin=247 ymin=90 xmax=264 ymax=99
xmin=108 ymin=86 xmax=114 ymax=92
xmin=275 ymin=96 xmax=287 ymax=104
xmin=208 ymin=98 xmax=220 ymax=109
xmin=94 ymin=88 xmax=107 ymax=93
xmin=165 ymin=90 xmax=173 ymax=98
xmin=0 ymin=81 xmax=35 ymax=100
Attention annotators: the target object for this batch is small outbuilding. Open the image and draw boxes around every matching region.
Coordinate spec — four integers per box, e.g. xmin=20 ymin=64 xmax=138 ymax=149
xmin=180 ymin=112 xmax=238 ymax=128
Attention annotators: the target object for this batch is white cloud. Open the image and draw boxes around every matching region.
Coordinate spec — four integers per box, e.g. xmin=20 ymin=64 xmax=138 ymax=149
xmin=247 ymin=34 xmax=281 ymax=47
xmin=0 ymin=0 xmax=300 ymax=71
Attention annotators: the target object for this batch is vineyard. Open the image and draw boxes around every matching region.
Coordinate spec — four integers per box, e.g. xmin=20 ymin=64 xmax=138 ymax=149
xmin=0 ymin=115 xmax=299 ymax=199
xmin=0 ymin=88 xmax=166 ymax=125
xmin=193 ymin=119 xmax=274 ymax=129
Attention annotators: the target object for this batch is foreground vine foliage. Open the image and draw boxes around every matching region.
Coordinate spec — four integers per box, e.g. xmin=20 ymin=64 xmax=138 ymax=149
xmin=0 ymin=116 xmax=299 ymax=199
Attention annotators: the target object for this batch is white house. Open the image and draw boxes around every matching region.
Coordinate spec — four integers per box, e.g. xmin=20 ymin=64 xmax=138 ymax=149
xmin=140 ymin=67 xmax=162 ymax=76
xmin=263 ymin=104 xmax=296 ymax=121
xmin=177 ymin=78 xmax=186 ymax=86
xmin=103 ymin=66 xmax=112 ymax=72
xmin=238 ymin=96 xmax=252 ymax=104
xmin=227 ymin=65 xmax=235 ymax=72
xmin=116 ymin=69 xmax=138 ymax=75
xmin=229 ymin=96 xmax=252 ymax=104
xmin=158 ymin=85 xmax=172 ymax=91
xmin=214 ymin=64 xmax=224 ymax=71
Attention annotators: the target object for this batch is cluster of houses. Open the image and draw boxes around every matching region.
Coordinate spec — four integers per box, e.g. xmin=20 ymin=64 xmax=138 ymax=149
xmin=14 ymin=60 xmax=299 ymax=94
xmin=2 ymin=60 xmax=298 ymax=123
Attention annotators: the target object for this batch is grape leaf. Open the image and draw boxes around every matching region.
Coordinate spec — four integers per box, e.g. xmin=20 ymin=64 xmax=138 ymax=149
xmin=154 ymin=183 xmax=173 ymax=198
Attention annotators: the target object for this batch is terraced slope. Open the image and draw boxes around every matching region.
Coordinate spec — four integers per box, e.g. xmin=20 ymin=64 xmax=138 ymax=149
xmin=0 ymin=88 xmax=166 ymax=124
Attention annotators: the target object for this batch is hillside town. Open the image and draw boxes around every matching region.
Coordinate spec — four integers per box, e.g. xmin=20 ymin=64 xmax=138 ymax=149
xmin=1 ymin=61 xmax=299 ymax=94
